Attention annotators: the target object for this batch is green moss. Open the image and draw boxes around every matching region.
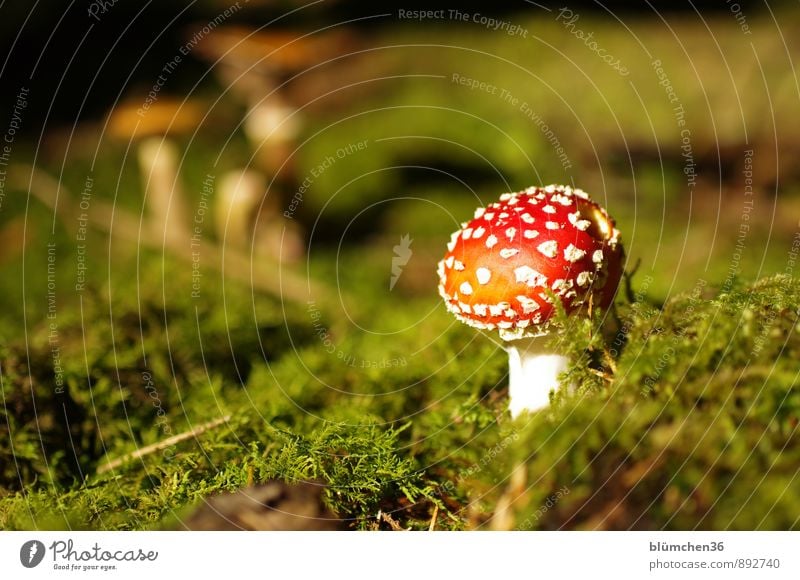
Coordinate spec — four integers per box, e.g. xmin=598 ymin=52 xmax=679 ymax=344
xmin=2 ymin=264 xmax=798 ymax=530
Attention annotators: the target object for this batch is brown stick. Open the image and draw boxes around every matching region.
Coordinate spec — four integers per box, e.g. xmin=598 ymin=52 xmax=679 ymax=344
xmin=428 ymin=503 xmax=439 ymax=531
xmin=97 ymin=415 xmax=231 ymax=474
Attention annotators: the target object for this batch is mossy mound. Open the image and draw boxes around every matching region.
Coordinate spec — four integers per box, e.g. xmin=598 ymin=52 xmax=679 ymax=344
xmin=1 ymin=273 xmax=797 ymax=530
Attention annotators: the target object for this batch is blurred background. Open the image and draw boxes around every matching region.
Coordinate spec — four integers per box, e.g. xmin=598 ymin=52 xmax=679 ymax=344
xmin=0 ymin=0 xmax=799 ymax=529
xmin=1 ymin=1 xmax=798 ymax=313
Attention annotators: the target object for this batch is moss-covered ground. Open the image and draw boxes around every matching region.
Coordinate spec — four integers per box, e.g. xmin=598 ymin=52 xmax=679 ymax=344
xmin=2 ymin=247 xmax=798 ymax=530
xmin=1 ymin=9 xmax=799 ymax=530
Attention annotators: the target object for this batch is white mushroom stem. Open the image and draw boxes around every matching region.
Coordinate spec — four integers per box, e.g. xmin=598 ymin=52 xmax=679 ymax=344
xmin=505 ymin=335 xmax=570 ymax=418
xmin=138 ymin=137 xmax=190 ymax=246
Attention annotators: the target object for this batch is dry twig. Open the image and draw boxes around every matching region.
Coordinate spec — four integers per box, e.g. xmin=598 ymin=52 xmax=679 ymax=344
xmin=97 ymin=415 xmax=230 ymax=474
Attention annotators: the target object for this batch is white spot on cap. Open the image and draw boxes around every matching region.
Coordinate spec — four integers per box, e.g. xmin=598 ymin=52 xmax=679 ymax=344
xmin=505 ymin=227 xmax=517 ymax=240
xmin=486 ymin=235 xmax=498 ymax=248
xmin=462 ymin=228 xmax=473 ymax=239
xmin=484 ymin=212 xmax=495 ymax=221
xmin=537 ymin=240 xmax=558 ymax=258
xmin=473 ymin=304 xmax=488 ymax=316
xmin=462 ymin=317 xmax=488 ymax=329
xmin=474 ymin=207 xmax=486 ymax=219
xmin=516 ymin=295 xmax=541 ymax=313
xmin=551 ymin=193 xmax=573 ymax=206
xmin=459 ymin=302 xmax=472 ymax=314
xmin=499 ymin=248 xmax=519 ymax=259
xmin=476 ymin=267 xmax=491 ymax=285
xmin=447 ymin=231 xmax=459 ymax=251
xmin=552 ymin=278 xmax=574 ymax=295
xmin=521 ymin=213 xmax=535 ymax=224
xmin=545 ymin=221 xmax=560 ymax=230
xmin=569 ymin=212 xmax=591 ymax=230
xmin=577 ymin=271 xmax=594 ymax=287
xmin=592 ymin=249 xmax=604 ymax=264
xmin=609 ymin=228 xmax=621 ymax=248
xmin=542 ymin=205 xmax=556 ymax=214
xmin=472 ymin=226 xmax=485 ymax=239
xmin=514 ymin=265 xmax=547 ymax=287
xmin=544 ymin=184 xmax=556 ymax=193
xmin=454 ymin=260 xmax=465 ymax=271
xmin=504 ymin=308 xmax=517 ymax=318
xmin=499 ymin=193 xmax=513 ymax=201
xmin=564 ymin=244 xmax=586 ymax=263
xmin=445 ymin=256 xmax=454 ymax=268
xmin=499 ymin=212 xmax=509 ymax=219
xmin=459 ymin=281 xmax=473 ymax=295
xmin=523 ymin=230 xmax=539 ymax=239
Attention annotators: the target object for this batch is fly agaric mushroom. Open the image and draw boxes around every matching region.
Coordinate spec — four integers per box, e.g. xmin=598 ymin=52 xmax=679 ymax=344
xmin=437 ymin=185 xmax=623 ymax=417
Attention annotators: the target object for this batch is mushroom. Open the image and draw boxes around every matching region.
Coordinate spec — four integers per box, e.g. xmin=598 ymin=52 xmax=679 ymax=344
xmin=108 ymin=99 xmax=204 ymax=247
xmin=216 ymin=168 xmax=266 ymax=250
xmin=192 ymin=25 xmax=356 ymax=175
xmin=437 ymin=185 xmax=623 ymax=417
xmin=215 ymin=168 xmax=305 ymax=263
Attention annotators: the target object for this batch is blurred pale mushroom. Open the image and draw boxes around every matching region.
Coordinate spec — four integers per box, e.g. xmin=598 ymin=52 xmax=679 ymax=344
xmin=216 ymin=168 xmax=304 ymax=263
xmin=192 ymin=26 xmax=357 ymax=88
xmin=244 ymin=94 xmax=301 ymax=176
xmin=108 ymin=99 xmax=204 ymax=247
xmin=137 ymin=139 xmax=191 ymax=246
xmin=253 ymin=205 xmax=305 ymax=264
xmin=216 ymin=168 xmax=264 ymax=250
xmin=191 ymin=25 xmax=357 ymax=173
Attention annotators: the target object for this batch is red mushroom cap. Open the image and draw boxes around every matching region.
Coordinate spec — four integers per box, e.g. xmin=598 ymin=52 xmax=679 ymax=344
xmin=437 ymin=185 xmax=623 ymax=340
